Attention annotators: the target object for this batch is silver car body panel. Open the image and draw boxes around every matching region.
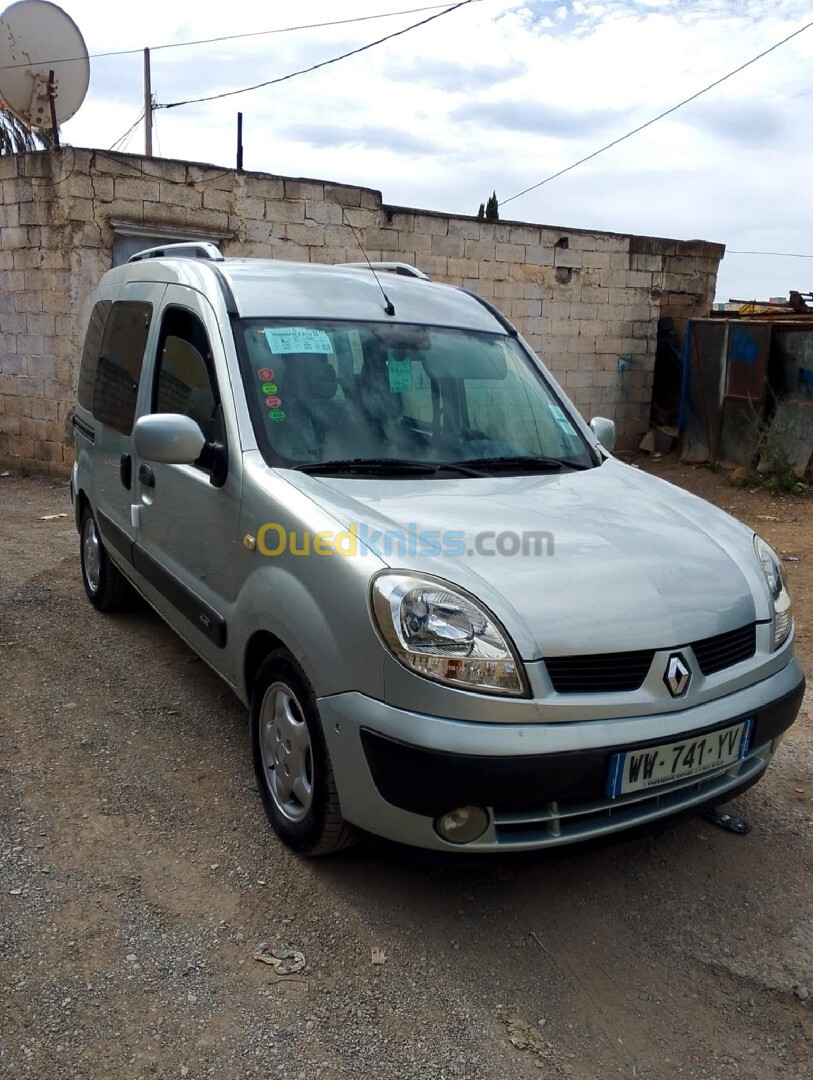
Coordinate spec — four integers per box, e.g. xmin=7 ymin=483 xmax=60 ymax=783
xmin=286 ymin=459 xmax=771 ymax=654
xmin=71 ymin=254 xmax=805 ymax=853
xmin=232 ymin=458 xmax=785 ymax=710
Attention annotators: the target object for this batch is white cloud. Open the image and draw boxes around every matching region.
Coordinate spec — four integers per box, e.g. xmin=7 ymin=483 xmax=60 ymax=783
xmin=43 ymin=0 xmax=813 ymax=300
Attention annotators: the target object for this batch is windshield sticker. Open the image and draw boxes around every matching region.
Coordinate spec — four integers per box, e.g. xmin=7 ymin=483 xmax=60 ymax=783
xmin=258 ymin=367 xmax=274 ymax=381
xmin=265 ymin=395 xmax=282 ymax=408
xmin=549 ymin=403 xmax=577 ymax=435
xmin=388 ymin=357 xmax=412 ymax=393
xmin=261 ymin=381 xmax=278 ymax=394
xmin=263 ymin=328 xmax=334 ymax=355
xmin=268 ymin=408 xmax=286 ymax=422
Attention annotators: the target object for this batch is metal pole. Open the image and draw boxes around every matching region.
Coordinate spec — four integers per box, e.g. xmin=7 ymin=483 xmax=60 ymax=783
xmin=237 ymin=112 xmax=243 ymax=171
xmin=144 ymin=48 xmax=153 ymax=157
xmin=48 ymin=69 xmax=60 ymax=149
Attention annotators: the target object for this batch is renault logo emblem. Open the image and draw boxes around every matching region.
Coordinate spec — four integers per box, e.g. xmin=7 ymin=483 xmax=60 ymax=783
xmin=664 ymin=653 xmax=691 ymax=697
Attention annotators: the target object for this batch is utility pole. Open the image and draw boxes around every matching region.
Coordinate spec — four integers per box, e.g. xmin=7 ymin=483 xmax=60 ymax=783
xmin=143 ymin=47 xmax=153 ymax=157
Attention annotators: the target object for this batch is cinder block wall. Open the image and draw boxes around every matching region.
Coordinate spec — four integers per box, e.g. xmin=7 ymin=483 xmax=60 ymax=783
xmin=0 ymin=149 xmax=724 ymax=473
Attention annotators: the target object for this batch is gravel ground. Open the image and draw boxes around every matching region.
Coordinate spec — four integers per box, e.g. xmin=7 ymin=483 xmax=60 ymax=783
xmin=1 ymin=465 xmax=812 ymax=1080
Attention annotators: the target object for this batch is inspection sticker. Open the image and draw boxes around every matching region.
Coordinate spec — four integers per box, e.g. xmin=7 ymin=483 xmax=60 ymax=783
xmin=388 ymin=357 xmax=412 ymax=393
xmin=261 ymin=381 xmax=278 ymax=395
xmin=268 ymin=409 xmax=286 ymax=422
xmin=264 ymin=328 xmax=334 ymax=355
xmin=257 ymin=368 xmax=274 ymax=381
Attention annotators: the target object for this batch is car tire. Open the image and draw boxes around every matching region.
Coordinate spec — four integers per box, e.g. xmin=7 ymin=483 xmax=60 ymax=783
xmin=250 ymin=650 xmax=355 ymax=856
xmin=79 ymin=506 xmax=130 ymax=611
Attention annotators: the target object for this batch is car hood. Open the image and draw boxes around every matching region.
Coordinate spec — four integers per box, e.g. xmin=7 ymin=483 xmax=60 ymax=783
xmin=287 ymin=459 xmax=768 ymax=659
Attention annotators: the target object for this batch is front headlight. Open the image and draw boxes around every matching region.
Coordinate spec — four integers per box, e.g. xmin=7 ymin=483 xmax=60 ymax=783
xmin=370 ymin=573 xmax=527 ymax=695
xmin=754 ymin=535 xmax=793 ymax=649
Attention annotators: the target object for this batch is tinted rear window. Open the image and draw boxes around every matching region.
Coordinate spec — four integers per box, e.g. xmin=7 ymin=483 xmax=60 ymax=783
xmin=77 ymin=300 xmax=112 ymax=410
xmin=92 ymin=301 xmax=152 ymax=435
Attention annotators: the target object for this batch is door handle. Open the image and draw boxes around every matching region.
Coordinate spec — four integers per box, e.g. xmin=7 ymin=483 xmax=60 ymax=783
xmin=120 ymin=453 xmax=132 ymax=489
xmin=138 ymin=463 xmax=155 ymax=488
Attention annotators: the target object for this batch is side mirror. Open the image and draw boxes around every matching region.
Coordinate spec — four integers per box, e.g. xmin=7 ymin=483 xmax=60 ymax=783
xmin=133 ymin=414 xmax=206 ymax=464
xmin=590 ymin=416 xmax=616 ymax=453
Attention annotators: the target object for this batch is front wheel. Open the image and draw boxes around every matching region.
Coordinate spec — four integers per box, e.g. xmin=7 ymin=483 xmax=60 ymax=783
xmin=79 ymin=506 xmax=130 ymax=611
xmin=250 ymin=650 xmax=354 ymax=856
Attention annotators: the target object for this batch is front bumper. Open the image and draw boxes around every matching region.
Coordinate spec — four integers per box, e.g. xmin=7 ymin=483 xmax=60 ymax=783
xmin=318 ymin=660 xmax=805 ymax=852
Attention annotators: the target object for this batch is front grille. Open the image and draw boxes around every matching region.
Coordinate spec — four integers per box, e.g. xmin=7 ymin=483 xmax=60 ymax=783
xmin=691 ymin=623 xmax=756 ymax=676
xmin=545 ymin=651 xmax=654 ymax=693
xmin=544 ymin=622 xmax=758 ymax=694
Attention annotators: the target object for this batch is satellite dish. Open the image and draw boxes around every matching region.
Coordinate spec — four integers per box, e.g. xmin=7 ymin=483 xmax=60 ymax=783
xmin=0 ymin=0 xmax=89 ymax=128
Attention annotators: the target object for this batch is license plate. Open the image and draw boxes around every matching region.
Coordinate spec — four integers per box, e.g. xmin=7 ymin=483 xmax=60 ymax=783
xmin=606 ymin=719 xmax=752 ymax=798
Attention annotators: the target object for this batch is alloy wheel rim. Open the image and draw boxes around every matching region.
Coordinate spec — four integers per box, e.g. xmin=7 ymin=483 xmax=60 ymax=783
xmin=259 ymin=681 xmax=314 ymax=824
xmin=82 ymin=517 xmax=101 ymax=593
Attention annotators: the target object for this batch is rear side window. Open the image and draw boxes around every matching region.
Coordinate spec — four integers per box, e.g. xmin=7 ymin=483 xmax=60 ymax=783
xmin=77 ymin=300 xmax=112 ymax=410
xmin=92 ymin=301 xmax=152 ymax=434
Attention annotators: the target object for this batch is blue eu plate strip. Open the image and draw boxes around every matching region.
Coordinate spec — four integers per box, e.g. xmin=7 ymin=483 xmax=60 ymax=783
xmin=739 ymin=717 xmax=753 ymax=758
xmin=606 ymin=752 xmax=626 ymax=799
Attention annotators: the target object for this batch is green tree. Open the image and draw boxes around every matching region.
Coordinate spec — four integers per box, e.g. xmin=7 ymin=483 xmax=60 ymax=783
xmin=0 ymin=106 xmax=55 ymax=153
xmin=485 ymin=190 xmax=499 ymax=221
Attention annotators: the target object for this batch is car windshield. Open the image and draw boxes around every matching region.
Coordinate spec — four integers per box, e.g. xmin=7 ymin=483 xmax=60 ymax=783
xmin=234 ymin=319 xmax=596 ymax=473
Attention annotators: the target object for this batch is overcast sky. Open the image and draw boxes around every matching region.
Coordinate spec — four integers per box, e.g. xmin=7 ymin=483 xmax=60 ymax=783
xmin=40 ymin=1 xmax=813 ymax=301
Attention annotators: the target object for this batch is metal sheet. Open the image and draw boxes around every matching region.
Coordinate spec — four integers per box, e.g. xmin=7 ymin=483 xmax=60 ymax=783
xmin=681 ymin=319 xmax=772 ymax=466
xmin=725 ymin=323 xmax=771 ymax=400
xmin=768 ymin=401 xmax=813 ymax=478
xmin=771 ymin=327 xmax=813 ymax=403
xmin=681 ymin=320 xmax=726 ymax=463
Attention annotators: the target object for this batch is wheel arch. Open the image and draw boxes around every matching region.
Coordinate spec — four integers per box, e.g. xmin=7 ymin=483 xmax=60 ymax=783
xmin=244 ymin=630 xmax=288 ymax=703
xmin=74 ymin=487 xmax=89 ymax=532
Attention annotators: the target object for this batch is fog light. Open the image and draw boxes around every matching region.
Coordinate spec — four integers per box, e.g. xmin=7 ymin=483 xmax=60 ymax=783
xmin=434 ymin=805 xmax=489 ymax=844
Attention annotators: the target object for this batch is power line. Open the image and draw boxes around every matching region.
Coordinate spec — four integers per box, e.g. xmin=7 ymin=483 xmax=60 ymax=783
xmin=93 ymin=147 xmax=236 ymax=187
xmin=502 ymin=18 xmax=813 ymax=207
xmin=727 ymin=250 xmax=813 ymax=258
xmin=109 ymin=109 xmax=145 ymax=152
xmin=0 ymin=4 xmax=471 ymax=72
xmin=158 ymin=0 xmax=479 ymax=110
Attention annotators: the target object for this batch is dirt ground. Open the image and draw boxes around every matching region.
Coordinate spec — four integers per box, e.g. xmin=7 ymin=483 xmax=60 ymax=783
xmin=1 ymin=460 xmax=811 ymax=1080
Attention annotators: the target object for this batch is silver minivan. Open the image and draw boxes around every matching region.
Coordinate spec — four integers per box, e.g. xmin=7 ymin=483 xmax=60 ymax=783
xmin=70 ymin=243 xmax=805 ymax=855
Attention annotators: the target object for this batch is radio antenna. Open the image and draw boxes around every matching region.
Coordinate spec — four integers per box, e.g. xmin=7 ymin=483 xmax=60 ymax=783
xmin=340 ymin=206 xmax=396 ymax=317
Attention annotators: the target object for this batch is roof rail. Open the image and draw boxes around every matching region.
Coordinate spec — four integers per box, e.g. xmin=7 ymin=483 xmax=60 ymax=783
xmin=339 ymin=261 xmax=430 ymax=281
xmin=128 ymin=241 xmax=225 ymax=263
xmin=127 ymin=241 xmax=237 ymax=314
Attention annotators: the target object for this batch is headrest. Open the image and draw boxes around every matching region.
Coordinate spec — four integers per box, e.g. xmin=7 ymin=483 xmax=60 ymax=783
xmin=283 ymin=354 xmax=338 ymax=401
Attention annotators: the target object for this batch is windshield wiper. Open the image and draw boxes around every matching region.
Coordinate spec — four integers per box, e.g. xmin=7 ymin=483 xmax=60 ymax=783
xmin=292 ymin=458 xmax=486 ymax=477
xmin=449 ymin=455 xmax=591 ymax=473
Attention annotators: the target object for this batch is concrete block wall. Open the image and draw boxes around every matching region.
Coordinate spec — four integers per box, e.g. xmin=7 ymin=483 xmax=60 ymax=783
xmin=0 ymin=148 xmax=724 ymax=473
